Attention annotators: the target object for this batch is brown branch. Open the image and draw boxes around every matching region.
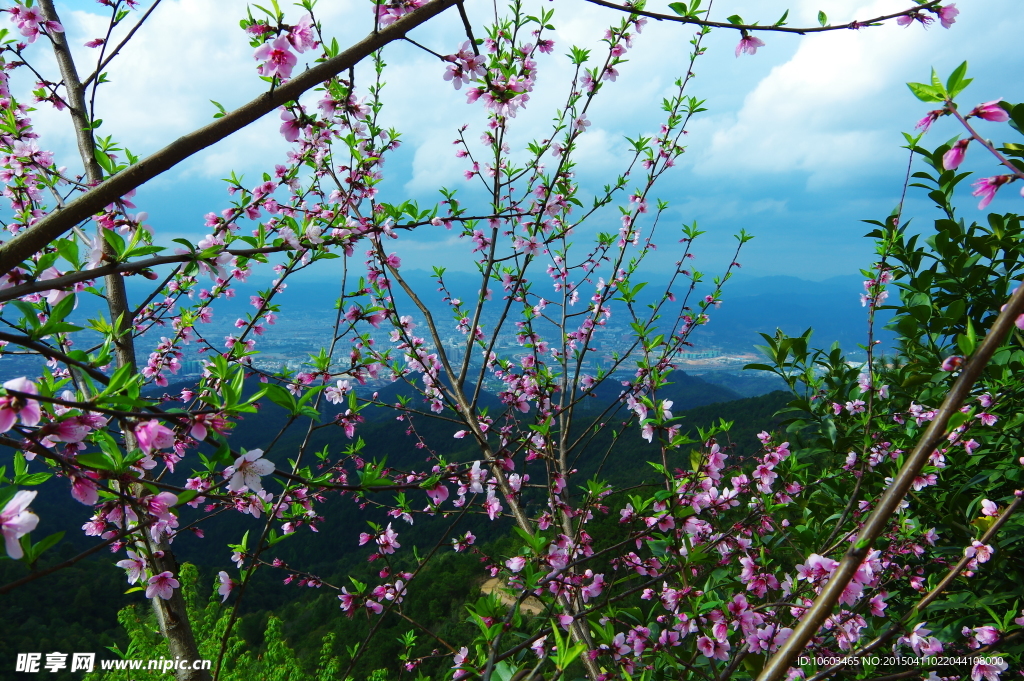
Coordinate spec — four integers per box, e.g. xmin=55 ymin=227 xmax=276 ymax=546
xmin=0 ymin=331 xmax=109 ymax=383
xmin=580 ymin=0 xmax=942 ymax=34
xmin=0 ymin=246 xmax=285 ymax=302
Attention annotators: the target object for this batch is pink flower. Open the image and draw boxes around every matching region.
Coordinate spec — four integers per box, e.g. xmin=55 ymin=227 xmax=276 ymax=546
xmin=581 ymin=572 xmax=605 ymax=601
xmin=227 ymin=449 xmax=275 ymax=492
xmin=897 ymin=11 xmax=932 ymax=27
xmin=377 ymin=523 xmax=400 ymax=554
xmin=899 ymin=622 xmax=943 ymax=656
xmin=966 ymin=626 xmax=1000 ymax=646
xmin=869 ymin=592 xmax=889 ymax=617
xmin=915 ymin=109 xmax=944 ymax=132
xmin=287 ymin=14 xmax=316 ymax=53
xmin=483 ymin=490 xmax=503 ymax=520
xmin=506 ymin=556 xmax=526 ymax=572
xmin=188 ymin=413 xmax=227 ymax=442
xmin=116 ymin=550 xmax=147 ymax=584
xmin=426 ymin=483 xmax=449 ymax=506
xmin=376 ymin=0 xmax=425 ymax=26
xmin=972 ymin=659 xmax=1007 ymax=681
xmin=338 ymin=587 xmax=356 ymax=612
xmin=796 ymin=553 xmax=839 ymax=583
xmin=971 ymin=175 xmax=1014 ymax=210
xmin=937 ymin=4 xmax=959 ymax=29
xmin=1 ymin=490 xmax=39 ymax=559
xmin=0 ymin=377 xmax=42 ymax=433
xmin=964 ymin=541 xmax=993 ymax=563
xmin=942 ymin=139 xmax=970 ymax=170
xmin=280 ymin=110 xmax=301 ymax=142
xmin=71 ymin=476 xmax=100 ymax=506
xmin=134 ymin=420 xmax=175 ymax=455
xmin=146 ymin=571 xmax=180 ymax=600
xmin=452 ymin=646 xmax=470 ymax=679
xmin=467 ymin=461 xmax=487 ymax=493
xmin=217 ymin=571 xmax=235 ymax=602
xmin=980 ymin=499 xmax=999 ymax=516
xmin=970 ymin=99 xmax=1009 ymax=122
xmin=697 ymin=635 xmax=730 ymax=659
xmin=735 ymin=34 xmax=765 ymax=57
xmin=254 ymin=37 xmax=297 ymax=80
xmin=8 ymin=4 xmax=63 ymax=43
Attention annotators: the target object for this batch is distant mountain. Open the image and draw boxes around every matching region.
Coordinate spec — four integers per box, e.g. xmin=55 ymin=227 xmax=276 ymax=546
xmin=690 ymin=273 xmax=896 ymax=352
xmin=115 ymin=271 xmax=892 ymax=359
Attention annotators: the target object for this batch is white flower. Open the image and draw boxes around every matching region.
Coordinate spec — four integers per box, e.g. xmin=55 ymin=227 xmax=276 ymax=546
xmin=227 ymin=449 xmax=275 ymax=492
xmin=1 ymin=490 xmax=39 ymax=559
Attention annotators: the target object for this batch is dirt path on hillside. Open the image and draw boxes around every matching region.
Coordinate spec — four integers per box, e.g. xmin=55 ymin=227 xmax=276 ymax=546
xmin=480 ymin=578 xmax=546 ymax=615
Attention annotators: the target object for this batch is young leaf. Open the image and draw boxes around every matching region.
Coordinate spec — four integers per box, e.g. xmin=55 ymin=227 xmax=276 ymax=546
xmin=945 ymin=61 xmax=972 ymax=98
xmin=906 ymin=81 xmax=945 ymax=103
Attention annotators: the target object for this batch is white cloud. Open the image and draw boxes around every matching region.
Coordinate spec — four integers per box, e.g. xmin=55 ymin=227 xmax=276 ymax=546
xmin=688 ymin=0 xmax=1024 ymax=188
xmin=27 ymin=0 xmax=372 ymax=180
xmin=8 ymin=0 xmax=1022 ymax=279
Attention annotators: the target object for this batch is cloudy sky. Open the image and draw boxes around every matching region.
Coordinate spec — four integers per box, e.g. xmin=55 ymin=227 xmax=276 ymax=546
xmin=25 ymin=0 xmax=1024 ymax=284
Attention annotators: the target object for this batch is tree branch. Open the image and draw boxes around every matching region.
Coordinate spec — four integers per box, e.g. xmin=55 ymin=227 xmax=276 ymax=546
xmin=580 ymin=0 xmax=941 ymax=34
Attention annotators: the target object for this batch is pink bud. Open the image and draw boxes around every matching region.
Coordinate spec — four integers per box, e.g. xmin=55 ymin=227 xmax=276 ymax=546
xmin=969 ymin=99 xmax=1009 ymax=122
xmin=942 ymin=139 xmax=970 ymax=170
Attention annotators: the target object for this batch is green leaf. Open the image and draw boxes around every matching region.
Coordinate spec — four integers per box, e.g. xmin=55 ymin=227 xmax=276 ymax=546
xmin=210 ymin=99 xmax=227 ymax=119
xmin=101 ymin=228 xmax=126 ymax=258
xmin=956 ymin=330 xmax=975 ymax=356
xmin=32 ymin=531 xmax=64 ymax=557
xmin=667 ymin=2 xmax=687 ymax=15
xmin=56 ymin=238 xmax=80 ymax=267
xmin=907 ymin=81 xmax=945 ymax=103
xmin=14 ymin=472 xmax=51 ymax=486
xmin=262 ymin=383 xmax=298 ymax=413
xmin=76 ymin=452 xmax=118 ymax=471
xmin=946 ymin=410 xmax=971 ymax=432
xmin=945 ymin=61 xmax=972 ymax=98
xmin=817 ymin=10 xmax=827 ymax=26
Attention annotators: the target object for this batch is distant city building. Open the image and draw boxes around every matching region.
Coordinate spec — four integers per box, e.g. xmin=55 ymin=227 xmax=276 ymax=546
xmin=679 ymin=348 xmax=721 ymax=360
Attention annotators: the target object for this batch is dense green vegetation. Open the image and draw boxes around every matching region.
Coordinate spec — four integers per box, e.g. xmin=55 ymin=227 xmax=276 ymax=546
xmin=1 ymin=382 xmax=787 ymax=679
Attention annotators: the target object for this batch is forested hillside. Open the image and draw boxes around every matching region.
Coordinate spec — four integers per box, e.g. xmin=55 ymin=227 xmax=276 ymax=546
xmin=1 ymin=385 xmax=789 ymax=678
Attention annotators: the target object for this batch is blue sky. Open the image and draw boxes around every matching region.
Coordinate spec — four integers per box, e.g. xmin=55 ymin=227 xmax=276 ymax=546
xmin=25 ymin=0 xmax=1024 ymax=285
